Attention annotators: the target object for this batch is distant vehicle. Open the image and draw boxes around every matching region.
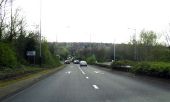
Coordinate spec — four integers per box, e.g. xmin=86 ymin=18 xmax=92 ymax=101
xmin=80 ymin=61 xmax=87 ymax=67
xmin=73 ymin=60 xmax=80 ymax=64
xmin=64 ymin=60 xmax=70 ymax=64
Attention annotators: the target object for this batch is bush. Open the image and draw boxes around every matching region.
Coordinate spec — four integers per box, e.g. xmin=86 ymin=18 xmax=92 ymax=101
xmin=132 ymin=62 xmax=170 ymax=78
xmin=41 ymin=42 xmax=61 ymax=68
xmin=131 ymin=62 xmax=150 ymax=73
xmin=86 ymin=55 xmax=96 ymax=64
xmin=0 ymin=42 xmax=18 ymax=68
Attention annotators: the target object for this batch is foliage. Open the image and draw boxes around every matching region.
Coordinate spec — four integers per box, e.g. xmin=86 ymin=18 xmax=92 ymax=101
xmin=0 ymin=3 xmax=61 ymax=71
xmin=0 ymin=66 xmax=43 ymax=80
xmin=41 ymin=42 xmax=59 ymax=67
xmin=86 ymin=55 xmax=96 ymax=64
xmin=140 ymin=30 xmax=157 ymax=46
xmin=132 ymin=62 xmax=170 ymax=78
xmin=0 ymin=42 xmax=17 ymax=68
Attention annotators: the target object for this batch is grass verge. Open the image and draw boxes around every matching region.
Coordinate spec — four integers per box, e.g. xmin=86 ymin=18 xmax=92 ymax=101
xmin=0 ymin=65 xmax=65 ymax=101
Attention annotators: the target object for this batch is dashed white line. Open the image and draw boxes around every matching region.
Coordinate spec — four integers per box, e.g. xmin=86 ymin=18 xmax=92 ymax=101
xmin=86 ymin=77 xmax=89 ymax=79
xmin=92 ymin=85 xmax=99 ymax=90
xmin=94 ymin=71 xmax=99 ymax=73
xmin=65 ymin=71 xmax=71 ymax=74
xmin=78 ymin=67 xmax=86 ymax=75
xmin=94 ymin=71 xmax=104 ymax=74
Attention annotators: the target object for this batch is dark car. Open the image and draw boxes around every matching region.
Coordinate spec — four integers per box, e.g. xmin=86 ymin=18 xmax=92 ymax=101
xmin=64 ymin=60 xmax=70 ymax=64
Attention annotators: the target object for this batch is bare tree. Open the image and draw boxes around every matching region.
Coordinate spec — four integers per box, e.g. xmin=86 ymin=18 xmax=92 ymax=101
xmin=8 ymin=8 xmax=25 ymax=41
xmin=164 ymin=24 xmax=170 ymax=47
xmin=0 ymin=0 xmax=6 ymax=7
xmin=0 ymin=0 xmax=8 ymax=40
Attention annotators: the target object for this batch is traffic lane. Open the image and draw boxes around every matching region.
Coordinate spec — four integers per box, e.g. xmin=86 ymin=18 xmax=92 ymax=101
xmin=80 ymin=65 xmax=170 ymax=102
xmin=3 ymin=64 xmax=101 ymax=102
xmin=89 ymin=65 xmax=170 ymax=90
xmin=2 ymin=65 xmax=72 ymax=102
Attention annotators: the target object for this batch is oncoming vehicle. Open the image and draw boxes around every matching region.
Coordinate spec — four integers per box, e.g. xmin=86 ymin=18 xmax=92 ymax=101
xmin=64 ymin=60 xmax=70 ymax=64
xmin=80 ymin=61 xmax=87 ymax=67
xmin=73 ymin=60 xmax=80 ymax=64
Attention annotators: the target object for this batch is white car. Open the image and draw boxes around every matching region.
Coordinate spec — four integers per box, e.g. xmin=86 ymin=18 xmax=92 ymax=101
xmin=80 ymin=61 xmax=87 ymax=67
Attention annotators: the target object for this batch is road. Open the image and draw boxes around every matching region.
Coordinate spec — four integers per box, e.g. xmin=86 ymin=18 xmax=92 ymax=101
xmin=2 ymin=64 xmax=170 ymax=102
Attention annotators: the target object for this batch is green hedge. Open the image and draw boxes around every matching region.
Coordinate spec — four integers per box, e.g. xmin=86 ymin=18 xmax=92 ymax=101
xmin=132 ymin=62 xmax=170 ymax=78
xmin=41 ymin=42 xmax=61 ymax=68
xmin=86 ymin=55 xmax=96 ymax=64
xmin=0 ymin=42 xmax=18 ymax=68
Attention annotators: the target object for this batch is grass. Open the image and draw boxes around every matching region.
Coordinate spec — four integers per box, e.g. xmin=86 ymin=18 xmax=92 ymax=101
xmin=131 ymin=61 xmax=170 ymax=78
xmin=0 ymin=65 xmax=64 ymax=88
xmin=110 ymin=60 xmax=170 ymax=78
xmin=0 ymin=66 xmax=43 ymax=80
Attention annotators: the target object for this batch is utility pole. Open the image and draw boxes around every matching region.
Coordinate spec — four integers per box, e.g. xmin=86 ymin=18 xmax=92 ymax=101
xmin=90 ymin=33 xmax=92 ymax=55
xmin=55 ymin=34 xmax=58 ymax=56
xmin=128 ymin=28 xmax=137 ymax=61
xmin=113 ymin=40 xmax=116 ymax=62
xmin=39 ymin=0 xmax=42 ymax=66
xmin=10 ymin=0 xmax=13 ymax=41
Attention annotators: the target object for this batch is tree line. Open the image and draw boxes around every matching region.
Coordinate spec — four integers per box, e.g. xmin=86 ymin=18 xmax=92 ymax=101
xmin=53 ymin=30 xmax=170 ymax=63
xmin=0 ymin=0 xmax=60 ymax=69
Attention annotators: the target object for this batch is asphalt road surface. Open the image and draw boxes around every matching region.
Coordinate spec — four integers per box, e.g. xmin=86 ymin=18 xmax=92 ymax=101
xmin=2 ymin=64 xmax=170 ymax=102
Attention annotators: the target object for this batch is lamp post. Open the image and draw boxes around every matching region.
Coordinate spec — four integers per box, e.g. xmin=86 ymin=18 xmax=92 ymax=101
xmin=113 ymin=39 xmax=116 ymax=62
xmin=10 ymin=0 xmax=13 ymax=40
xmin=128 ymin=28 xmax=137 ymax=61
xmin=39 ymin=0 xmax=42 ymax=66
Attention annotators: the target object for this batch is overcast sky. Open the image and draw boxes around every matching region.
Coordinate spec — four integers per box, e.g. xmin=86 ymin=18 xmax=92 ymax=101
xmin=13 ymin=0 xmax=170 ymax=43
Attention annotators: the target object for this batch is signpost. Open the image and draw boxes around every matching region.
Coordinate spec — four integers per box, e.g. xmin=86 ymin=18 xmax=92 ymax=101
xmin=27 ymin=51 xmax=36 ymax=64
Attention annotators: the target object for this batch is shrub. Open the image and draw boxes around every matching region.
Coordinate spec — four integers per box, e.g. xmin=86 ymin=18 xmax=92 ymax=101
xmin=86 ymin=55 xmax=96 ymax=64
xmin=131 ymin=62 xmax=150 ymax=73
xmin=0 ymin=42 xmax=18 ymax=68
xmin=41 ymin=42 xmax=61 ymax=68
xmin=132 ymin=62 xmax=170 ymax=78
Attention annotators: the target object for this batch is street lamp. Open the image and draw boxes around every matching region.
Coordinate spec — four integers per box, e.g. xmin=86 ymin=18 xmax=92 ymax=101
xmin=113 ymin=39 xmax=116 ymax=62
xmin=128 ymin=28 xmax=137 ymax=61
xmin=39 ymin=0 xmax=42 ymax=66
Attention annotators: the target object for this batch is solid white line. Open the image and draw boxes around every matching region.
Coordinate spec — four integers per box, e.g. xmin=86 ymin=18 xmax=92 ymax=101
xmin=92 ymin=85 xmax=99 ymax=89
xmin=86 ymin=77 xmax=89 ymax=79
xmin=78 ymin=67 xmax=86 ymax=75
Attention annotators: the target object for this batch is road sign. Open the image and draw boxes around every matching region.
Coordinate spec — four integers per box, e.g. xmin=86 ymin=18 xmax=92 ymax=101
xmin=27 ymin=51 xmax=36 ymax=56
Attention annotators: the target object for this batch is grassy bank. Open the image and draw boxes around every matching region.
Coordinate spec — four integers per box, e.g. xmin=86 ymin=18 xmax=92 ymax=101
xmin=0 ymin=64 xmax=61 ymax=80
xmin=132 ymin=62 xmax=170 ymax=78
xmin=0 ymin=65 xmax=64 ymax=88
xmin=110 ymin=60 xmax=170 ymax=78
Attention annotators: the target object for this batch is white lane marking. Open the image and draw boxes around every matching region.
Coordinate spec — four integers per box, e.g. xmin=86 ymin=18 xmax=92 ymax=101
xmin=94 ymin=71 xmax=99 ymax=73
xmin=92 ymin=85 xmax=99 ymax=90
xmin=86 ymin=77 xmax=89 ymax=79
xmin=65 ymin=71 xmax=71 ymax=74
xmin=68 ymin=71 xmax=71 ymax=74
xmin=78 ymin=67 xmax=86 ymax=75
xmin=94 ymin=71 xmax=104 ymax=74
